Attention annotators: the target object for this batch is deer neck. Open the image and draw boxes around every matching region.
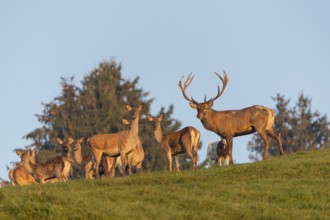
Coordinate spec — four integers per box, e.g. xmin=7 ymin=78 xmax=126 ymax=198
xmin=201 ymin=109 xmax=222 ymax=133
xmin=62 ymin=150 xmax=71 ymax=161
xmin=73 ymin=148 xmax=83 ymax=165
xmin=154 ymin=125 xmax=164 ymax=144
xmin=129 ymin=115 xmax=140 ymax=137
xmin=23 ymin=159 xmax=37 ymax=175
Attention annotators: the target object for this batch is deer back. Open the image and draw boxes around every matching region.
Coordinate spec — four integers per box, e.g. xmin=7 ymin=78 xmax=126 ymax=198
xmin=35 ymin=156 xmax=64 ymax=179
xmin=88 ymin=130 xmax=129 ymax=155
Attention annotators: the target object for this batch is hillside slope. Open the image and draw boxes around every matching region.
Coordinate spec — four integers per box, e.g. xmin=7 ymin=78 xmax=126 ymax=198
xmin=1 ymin=148 xmax=329 ymax=219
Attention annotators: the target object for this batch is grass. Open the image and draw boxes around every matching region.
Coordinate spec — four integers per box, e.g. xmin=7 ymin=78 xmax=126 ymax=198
xmin=1 ymin=148 xmax=330 ymax=220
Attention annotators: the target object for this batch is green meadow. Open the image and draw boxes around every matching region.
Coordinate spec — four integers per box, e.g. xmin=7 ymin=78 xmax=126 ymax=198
xmin=1 ymin=148 xmax=329 ymax=220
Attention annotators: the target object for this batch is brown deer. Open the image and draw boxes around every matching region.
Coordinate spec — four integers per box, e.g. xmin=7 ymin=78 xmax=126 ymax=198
xmin=121 ymin=118 xmax=145 ymax=173
xmin=146 ymin=113 xmax=200 ymax=171
xmin=20 ymin=142 xmax=73 ymax=184
xmin=69 ymin=137 xmax=119 ymax=179
xmin=8 ymin=150 xmax=38 ymax=186
xmin=56 ymin=138 xmax=75 ymax=178
xmin=88 ymin=103 xmax=144 ymax=177
xmin=178 ymin=71 xmax=285 ymax=163
xmin=216 ymin=139 xmax=230 ymax=166
xmin=69 ymin=137 xmax=94 ymax=179
xmin=207 ymin=139 xmax=230 ymax=166
xmin=100 ymin=119 xmax=144 ymax=177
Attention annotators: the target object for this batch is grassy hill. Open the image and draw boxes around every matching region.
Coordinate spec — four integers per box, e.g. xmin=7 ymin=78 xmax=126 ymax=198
xmin=1 ymin=148 xmax=329 ymax=220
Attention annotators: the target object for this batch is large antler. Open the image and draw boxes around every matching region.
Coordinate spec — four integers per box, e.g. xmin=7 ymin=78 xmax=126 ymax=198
xmin=178 ymin=73 xmax=197 ymax=103
xmin=209 ymin=70 xmax=229 ymax=103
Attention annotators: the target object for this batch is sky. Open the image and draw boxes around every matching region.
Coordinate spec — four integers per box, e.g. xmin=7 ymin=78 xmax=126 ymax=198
xmin=1 ymin=1 xmax=330 ymax=180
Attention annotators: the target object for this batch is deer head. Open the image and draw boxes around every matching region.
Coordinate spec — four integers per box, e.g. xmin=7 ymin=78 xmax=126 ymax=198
xmin=146 ymin=113 xmax=164 ymax=130
xmin=68 ymin=137 xmax=84 ymax=151
xmin=125 ymin=103 xmax=144 ymax=119
xmin=16 ymin=149 xmax=37 ymax=164
xmin=56 ymin=138 xmax=74 ymax=153
xmin=19 ymin=149 xmax=36 ymax=164
xmin=178 ymin=71 xmax=228 ymax=119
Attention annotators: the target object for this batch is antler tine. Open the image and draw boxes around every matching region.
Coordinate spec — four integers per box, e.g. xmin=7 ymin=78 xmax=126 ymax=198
xmin=210 ymin=70 xmax=229 ymax=102
xmin=178 ymin=73 xmax=197 ymax=103
xmin=179 ymin=73 xmax=194 ymax=89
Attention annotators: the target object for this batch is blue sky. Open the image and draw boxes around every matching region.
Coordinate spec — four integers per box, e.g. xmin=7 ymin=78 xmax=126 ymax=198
xmin=1 ymin=1 xmax=330 ymax=180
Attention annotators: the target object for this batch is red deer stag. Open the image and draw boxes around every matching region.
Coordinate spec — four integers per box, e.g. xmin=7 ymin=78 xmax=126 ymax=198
xmin=146 ymin=113 xmax=200 ymax=171
xmin=88 ymin=103 xmax=144 ymax=178
xmin=178 ymin=71 xmax=284 ymax=163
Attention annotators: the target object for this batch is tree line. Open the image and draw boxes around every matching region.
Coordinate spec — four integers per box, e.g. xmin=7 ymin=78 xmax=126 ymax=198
xmin=11 ymin=60 xmax=330 ymax=177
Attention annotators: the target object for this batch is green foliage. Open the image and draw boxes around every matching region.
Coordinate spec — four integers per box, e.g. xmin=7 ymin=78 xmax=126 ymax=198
xmin=23 ymin=60 xmax=182 ymax=176
xmin=1 ymin=148 xmax=330 ymax=219
xmin=248 ymin=93 xmax=330 ymax=160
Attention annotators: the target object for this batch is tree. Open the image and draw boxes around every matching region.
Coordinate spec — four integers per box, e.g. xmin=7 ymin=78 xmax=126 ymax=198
xmin=248 ymin=93 xmax=330 ymax=160
xmin=24 ymin=60 xmax=183 ymax=177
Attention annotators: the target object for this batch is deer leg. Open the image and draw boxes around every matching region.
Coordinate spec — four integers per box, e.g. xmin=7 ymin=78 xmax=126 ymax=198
xmin=109 ymin=157 xmax=117 ymax=178
xmin=84 ymin=161 xmax=93 ymax=179
xmin=187 ymin=137 xmax=198 ymax=170
xmin=192 ymin=154 xmax=197 ymax=170
xmin=120 ymin=152 xmax=127 ymax=176
xmin=127 ymin=153 xmax=133 ymax=176
xmin=55 ymin=171 xmax=64 ymax=182
xmin=226 ymin=137 xmax=234 ymax=164
xmin=257 ymin=130 xmax=270 ymax=160
xmin=101 ymin=157 xmax=109 ymax=178
xmin=187 ymin=149 xmax=198 ymax=170
xmin=194 ymin=153 xmax=198 ymax=170
xmin=93 ymin=152 xmax=102 ymax=179
xmin=225 ymin=155 xmax=229 ymax=166
xmin=267 ymin=128 xmax=285 ymax=155
xmin=134 ymin=162 xmax=141 ymax=174
xmin=218 ymin=157 xmax=222 ymax=166
xmin=166 ymin=151 xmax=172 ymax=172
xmin=174 ymin=156 xmax=180 ymax=172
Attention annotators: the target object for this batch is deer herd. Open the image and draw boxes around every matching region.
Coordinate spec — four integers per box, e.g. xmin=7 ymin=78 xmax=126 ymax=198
xmin=8 ymin=71 xmax=285 ymax=186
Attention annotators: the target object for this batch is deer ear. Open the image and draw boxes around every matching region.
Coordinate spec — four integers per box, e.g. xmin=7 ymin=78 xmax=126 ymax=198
xmin=67 ymin=137 xmax=74 ymax=144
xmin=208 ymin=100 xmax=214 ymax=107
xmin=124 ymin=103 xmax=132 ymax=111
xmin=189 ymin=102 xmax=198 ymax=109
xmin=78 ymin=137 xmax=84 ymax=143
xmin=56 ymin=138 xmax=63 ymax=144
xmin=146 ymin=114 xmax=153 ymax=122
xmin=159 ymin=113 xmax=165 ymax=121
xmin=15 ymin=150 xmax=22 ymax=156
xmin=31 ymin=149 xmax=36 ymax=157
xmin=122 ymin=119 xmax=129 ymax=125
xmin=139 ymin=103 xmax=144 ymax=110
